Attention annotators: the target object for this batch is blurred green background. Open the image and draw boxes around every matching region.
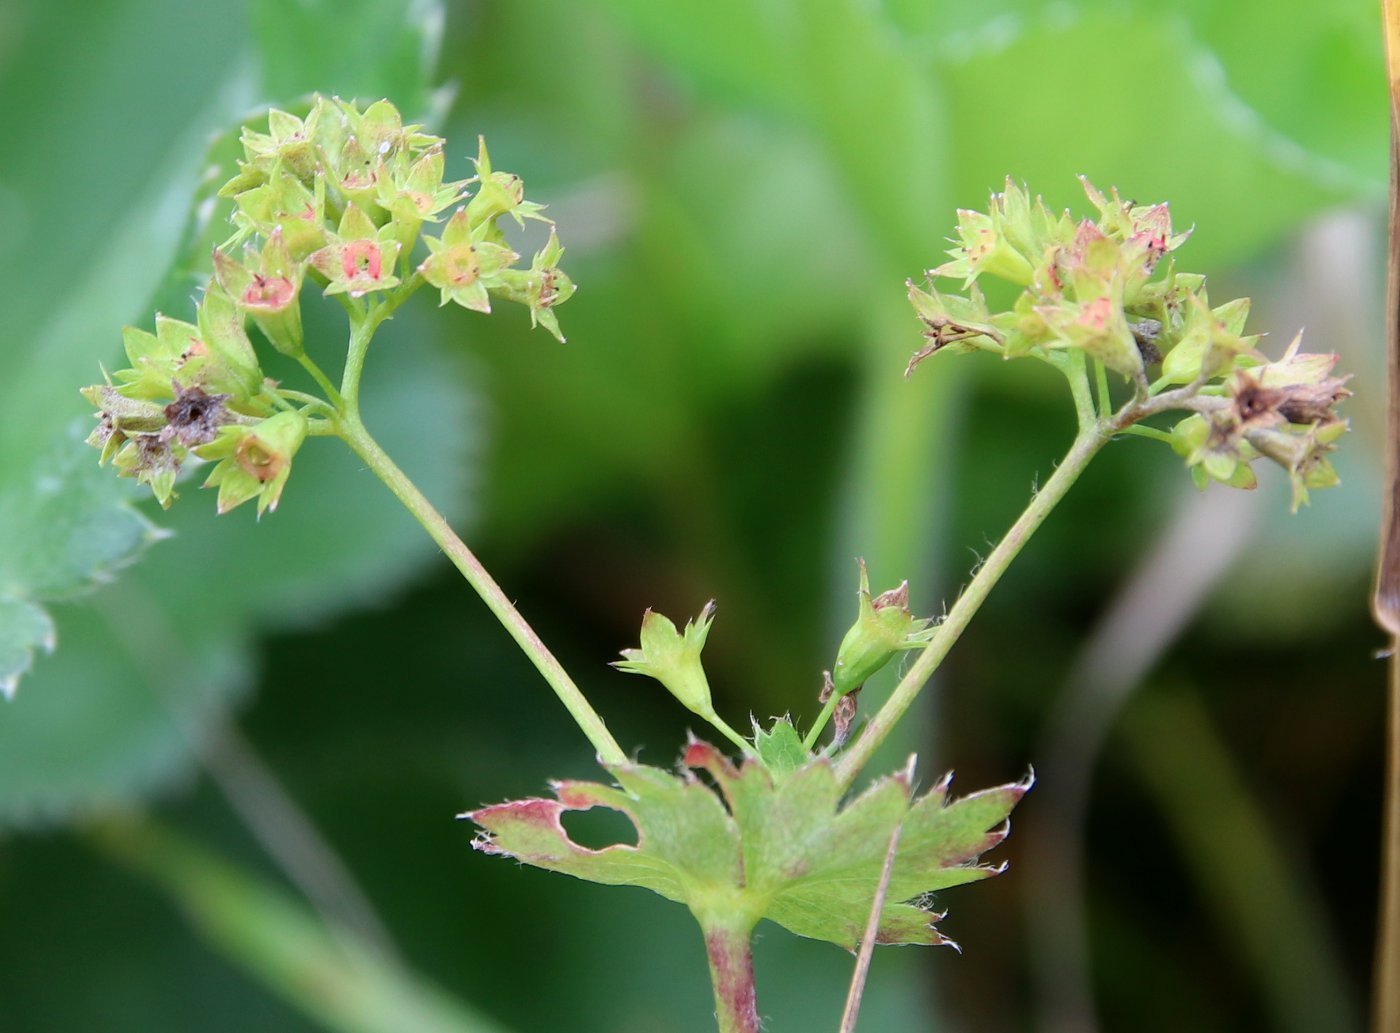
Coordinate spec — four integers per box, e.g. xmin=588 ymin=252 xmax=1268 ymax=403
xmin=0 ymin=1 xmax=1390 ymax=1030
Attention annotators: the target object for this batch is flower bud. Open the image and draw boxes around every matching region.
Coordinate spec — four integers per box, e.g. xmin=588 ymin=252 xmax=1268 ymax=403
xmin=831 ymin=560 xmax=935 ymax=697
xmin=613 ymin=603 xmax=718 ymax=720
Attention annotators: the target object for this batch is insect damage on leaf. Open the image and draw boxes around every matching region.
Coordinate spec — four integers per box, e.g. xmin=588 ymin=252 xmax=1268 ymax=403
xmin=464 ymin=742 xmax=1031 ymax=951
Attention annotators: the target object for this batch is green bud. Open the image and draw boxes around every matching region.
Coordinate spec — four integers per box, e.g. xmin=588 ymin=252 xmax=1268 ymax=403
xmin=613 ymin=603 xmax=717 ymax=719
xmin=196 ymin=288 xmax=264 ymax=398
xmin=196 ymin=410 xmax=308 ymax=517
xmin=1169 ymin=412 xmax=1257 ymax=491
xmin=831 ymin=560 xmax=935 ymax=697
xmin=376 ymin=145 xmax=468 ymax=254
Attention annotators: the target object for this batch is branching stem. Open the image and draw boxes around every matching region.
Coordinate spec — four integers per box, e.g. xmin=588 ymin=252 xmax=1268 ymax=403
xmin=834 ymin=423 xmax=1109 ymax=788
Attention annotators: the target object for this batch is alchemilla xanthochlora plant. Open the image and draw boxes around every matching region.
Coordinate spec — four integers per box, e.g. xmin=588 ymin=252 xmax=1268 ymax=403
xmin=77 ymin=97 xmax=1349 ymax=1033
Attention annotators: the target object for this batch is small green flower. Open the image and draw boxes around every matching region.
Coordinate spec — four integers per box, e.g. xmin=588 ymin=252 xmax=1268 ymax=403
xmin=614 ymin=603 xmax=718 ymax=720
xmin=489 ymin=226 xmax=576 ymax=342
xmin=376 ymin=145 xmax=468 ymax=254
xmin=212 ymin=228 xmax=305 ymax=356
xmin=465 ymin=136 xmax=548 ymax=231
xmin=307 ymin=204 xmax=403 ymax=298
xmin=227 ymin=171 xmax=327 ymax=260
xmin=831 ymin=560 xmax=935 ymax=697
xmin=417 ymin=207 xmax=517 ymax=312
xmin=197 ymin=410 xmax=308 ymax=516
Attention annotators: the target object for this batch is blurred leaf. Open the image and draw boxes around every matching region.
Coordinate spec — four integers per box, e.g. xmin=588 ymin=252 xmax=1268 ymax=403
xmin=0 ymin=0 xmax=257 ymax=699
xmin=98 ymin=818 xmax=515 ymax=1033
xmin=1121 ymin=687 xmax=1361 ymax=1033
xmin=0 ymin=309 xmax=476 ymax=825
xmin=0 ymin=440 xmax=163 ymax=696
xmin=938 ymin=8 xmax=1380 ymax=269
xmin=0 ymin=0 xmax=457 ymax=806
xmin=251 ymin=0 xmax=444 ymax=116
xmin=469 ymin=741 xmax=1026 ymax=949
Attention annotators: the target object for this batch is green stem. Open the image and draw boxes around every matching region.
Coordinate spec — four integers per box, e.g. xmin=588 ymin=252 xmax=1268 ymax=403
xmin=341 ymin=316 xmax=375 ymax=406
xmin=296 ymin=353 xmax=344 ymax=410
xmin=834 ymin=424 xmax=1110 ymax=788
xmin=694 ymin=909 xmax=761 ymax=1033
xmin=1118 ymin=423 xmax=1175 ymax=445
xmin=803 ymin=688 xmax=843 ymax=751
xmin=1093 ymin=360 xmax=1112 ymax=420
xmin=336 ymin=409 xmax=626 ymax=765
xmin=704 ymin=709 xmax=759 ymax=758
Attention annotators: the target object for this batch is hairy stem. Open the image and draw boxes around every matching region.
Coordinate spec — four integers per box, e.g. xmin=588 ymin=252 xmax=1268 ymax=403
xmin=337 ymin=410 xmax=626 ymax=765
xmin=835 ymin=424 xmax=1110 ymax=788
xmin=695 ymin=910 xmax=761 ymax=1033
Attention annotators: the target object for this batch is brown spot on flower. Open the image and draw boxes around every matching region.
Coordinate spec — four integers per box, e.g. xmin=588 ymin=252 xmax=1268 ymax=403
xmin=1277 ymin=378 xmax=1352 ymax=425
xmin=1232 ymin=379 xmax=1285 ymax=424
xmin=163 ymin=381 xmax=231 ymax=447
xmin=132 ymin=433 xmax=182 ymax=477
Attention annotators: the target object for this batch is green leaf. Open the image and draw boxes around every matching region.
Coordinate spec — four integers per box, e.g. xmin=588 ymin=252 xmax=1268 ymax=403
xmin=0 ymin=0 xmax=454 ymax=813
xmin=0 ymin=438 xmax=164 ymax=697
xmin=752 ymin=717 xmax=810 ymax=780
xmin=251 ymin=0 xmax=445 ymax=118
xmin=0 ymin=310 xmax=477 ymax=826
xmin=467 ymin=741 xmax=1028 ymax=950
xmin=0 ymin=600 xmax=54 ymax=701
xmin=938 ymin=7 xmax=1380 ymax=271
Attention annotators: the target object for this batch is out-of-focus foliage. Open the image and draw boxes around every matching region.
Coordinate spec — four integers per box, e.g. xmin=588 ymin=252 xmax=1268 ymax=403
xmin=0 ymin=0 xmax=1386 ymax=1030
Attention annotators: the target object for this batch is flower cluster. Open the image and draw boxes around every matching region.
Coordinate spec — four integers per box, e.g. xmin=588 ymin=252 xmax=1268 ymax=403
xmin=82 ymin=96 xmax=574 ymax=514
xmin=907 ymin=178 xmax=1349 ymax=509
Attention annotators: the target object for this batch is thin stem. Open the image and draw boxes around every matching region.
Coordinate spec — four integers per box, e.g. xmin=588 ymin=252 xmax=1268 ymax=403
xmin=1117 ymin=423 xmax=1175 ymax=444
xmin=336 ymin=410 xmax=626 ymax=765
xmin=834 ymin=425 xmax=1110 ymax=788
xmin=1093 ymin=360 xmax=1112 ymax=420
xmin=1059 ymin=352 xmax=1097 ymax=433
xmin=296 ymin=353 xmax=344 ymax=410
xmin=704 ymin=710 xmax=759 ymax=758
xmin=839 ymin=787 xmax=906 ymax=1033
xmin=371 ymin=272 xmax=424 ymax=328
xmin=803 ymin=690 xmax=843 ymax=751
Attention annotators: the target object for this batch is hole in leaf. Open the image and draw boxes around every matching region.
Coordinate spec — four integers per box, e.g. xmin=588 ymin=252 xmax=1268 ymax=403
xmin=560 ymin=806 xmax=638 ymax=850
